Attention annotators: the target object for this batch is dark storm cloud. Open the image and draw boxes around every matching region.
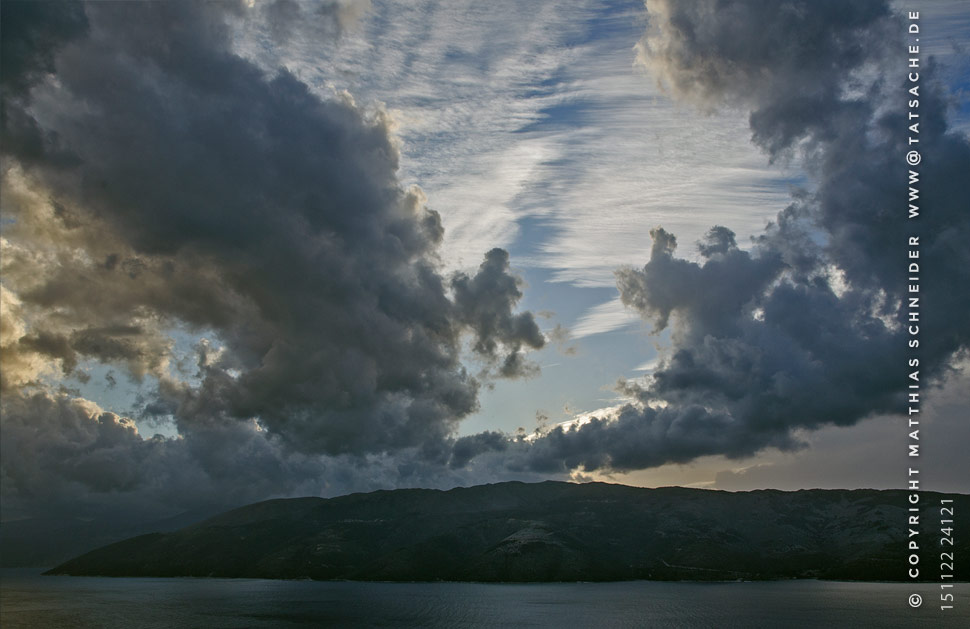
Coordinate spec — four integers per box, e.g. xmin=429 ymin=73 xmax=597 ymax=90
xmin=518 ymin=402 xmax=799 ymax=474
xmin=449 ymin=430 xmax=508 ymax=469
xmin=451 ymin=0 xmax=969 ymax=474
xmin=1 ymin=0 xmax=543 ymax=518
xmin=0 ymin=389 xmax=547 ymax=522
xmin=0 ymin=0 xmax=88 ymax=166
xmin=0 ymin=389 xmax=356 ymax=519
xmin=1 ymin=393 xmax=149 ymax=500
xmin=637 ymin=0 xmax=896 ymax=111
xmin=0 ymin=0 xmax=89 ymax=99
xmin=452 ymin=248 xmax=545 ymax=378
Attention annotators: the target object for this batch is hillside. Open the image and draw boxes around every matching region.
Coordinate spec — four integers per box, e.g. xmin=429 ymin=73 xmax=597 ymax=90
xmin=47 ymin=481 xmax=968 ymax=582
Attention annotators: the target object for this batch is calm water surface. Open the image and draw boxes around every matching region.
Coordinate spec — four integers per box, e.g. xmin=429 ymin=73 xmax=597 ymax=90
xmin=2 ymin=571 xmax=967 ymax=628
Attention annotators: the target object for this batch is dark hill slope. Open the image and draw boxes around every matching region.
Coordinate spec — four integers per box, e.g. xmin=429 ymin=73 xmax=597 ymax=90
xmin=47 ymin=481 xmax=968 ymax=582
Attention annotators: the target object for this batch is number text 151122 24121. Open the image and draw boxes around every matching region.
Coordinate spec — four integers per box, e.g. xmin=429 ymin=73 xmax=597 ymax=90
xmin=939 ymin=499 xmax=955 ymax=611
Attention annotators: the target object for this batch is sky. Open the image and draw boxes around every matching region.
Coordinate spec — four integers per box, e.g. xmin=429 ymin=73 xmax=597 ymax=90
xmin=1 ymin=0 xmax=969 ymax=525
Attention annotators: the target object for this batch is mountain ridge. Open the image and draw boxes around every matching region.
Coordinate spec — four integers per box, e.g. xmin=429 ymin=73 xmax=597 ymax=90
xmin=46 ymin=481 xmax=969 ymax=582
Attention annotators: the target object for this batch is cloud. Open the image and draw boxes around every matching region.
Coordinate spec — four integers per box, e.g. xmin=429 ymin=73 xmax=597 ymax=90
xmin=452 ymin=248 xmax=545 ymax=378
xmin=2 ymin=0 xmax=967 ymax=525
xmin=712 ymin=363 xmax=970 ymax=493
xmin=0 ymin=0 xmax=88 ymax=99
xmin=0 ymin=0 xmax=88 ymax=167
xmin=637 ymin=0 xmax=897 ymax=114
xmin=1 ymin=0 xmax=543 ymax=519
xmin=455 ymin=0 xmax=970 ymax=474
xmin=260 ymin=0 xmax=371 ymax=44
xmin=449 ymin=430 xmax=509 ymax=469
xmin=0 ymin=388 xmax=553 ymax=522
xmin=250 ymin=0 xmax=793 ymax=289
xmin=569 ymin=297 xmax=643 ymax=340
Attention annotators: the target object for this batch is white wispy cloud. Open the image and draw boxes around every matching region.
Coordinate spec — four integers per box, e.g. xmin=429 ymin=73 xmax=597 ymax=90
xmin=234 ymin=0 xmax=593 ymax=270
xmin=569 ymin=297 xmax=642 ymax=339
xmin=236 ymin=0 xmax=794 ymax=286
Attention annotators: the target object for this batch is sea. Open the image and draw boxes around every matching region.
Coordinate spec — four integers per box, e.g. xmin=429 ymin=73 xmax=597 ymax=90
xmin=1 ymin=571 xmax=967 ymax=628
